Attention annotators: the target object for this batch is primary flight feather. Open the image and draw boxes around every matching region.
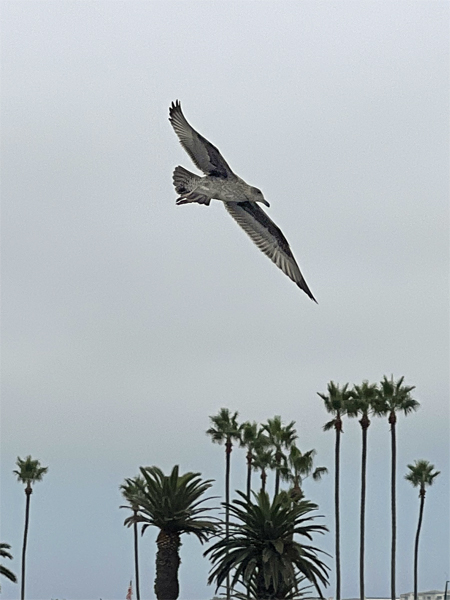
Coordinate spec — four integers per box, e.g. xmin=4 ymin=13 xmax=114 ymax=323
xmin=169 ymin=100 xmax=317 ymax=302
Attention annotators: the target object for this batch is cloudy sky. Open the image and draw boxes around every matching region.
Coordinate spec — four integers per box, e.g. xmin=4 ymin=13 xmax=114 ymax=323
xmin=1 ymin=2 xmax=449 ymax=599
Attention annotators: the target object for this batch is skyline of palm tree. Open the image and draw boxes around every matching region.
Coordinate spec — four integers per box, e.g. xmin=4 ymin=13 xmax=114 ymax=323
xmin=120 ymin=475 xmax=146 ymax=600
xmin=373 ymin=375 xmax=420 ymax=600
xmin=262 ymin=415 xmax=298 ymax=496
xmin=347 ymin=380 xmax=379 ymax=600
xmin=280 ymin=445 xmax=328 ymax=502
xmin=124 ymin=465 xmax=217 ymax=600
xmin=251 ymin=444 xmax=274 ymax=493
xmin=405 ymin=459 xmax=440 ymax=600
xmin=318 ymin=381 xmax=352 ymax=600
xmin=13 ymin=455 xmax=48 ymax=600
xmin=239 ymin=421 xmax=270 ymax=499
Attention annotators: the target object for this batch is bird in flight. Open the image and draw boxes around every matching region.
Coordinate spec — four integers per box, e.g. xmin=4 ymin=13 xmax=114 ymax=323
xmin=169 ymin=100 xmax=317 ymax=302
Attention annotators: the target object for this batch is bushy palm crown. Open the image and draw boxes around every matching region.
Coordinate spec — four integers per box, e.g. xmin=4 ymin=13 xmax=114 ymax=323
xmin=120 ymin=475 xmax=146 ymax=510
xmin=13 ymin=456 xmax=48 ymax=487
xmin=262 ymin=416 xmax=297 ymax=457
xmin=405 ymin=460 xmax=440 ymax=494
xmin=123 ymin=466 xmax=217 ymax=541
xmin=252 ymin=447 xmax=275 ymax=476
xmin=206 ymin=490 xmax=329 ymax=597
xmin=240 ymin=421 xmax=269 ymax=453
xmin=281 ymin=447 xmax=328 ymax=497
xmin=206 ymin=408 xmax=241 ymax=445
xmin=318 ymin=382 xmax=352 ymax=431
xmin=346 ymin=381 xmax=379 ymax=421
xmin=372 ymin=375 xmax=419 ymax=419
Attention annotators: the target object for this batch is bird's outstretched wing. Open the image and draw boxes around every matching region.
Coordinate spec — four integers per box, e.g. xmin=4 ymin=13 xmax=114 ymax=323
xmin=224 ymin=201 xmax=317 ymax=302
xmin=169 ymin=100 xmax=233 ymax=179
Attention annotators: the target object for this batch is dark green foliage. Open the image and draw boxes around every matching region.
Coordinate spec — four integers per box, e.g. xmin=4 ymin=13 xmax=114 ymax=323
xmin=0 ymin=542 xmax=17 ymax=584
xmin=206 ymin=490 xmax=329 ymax=599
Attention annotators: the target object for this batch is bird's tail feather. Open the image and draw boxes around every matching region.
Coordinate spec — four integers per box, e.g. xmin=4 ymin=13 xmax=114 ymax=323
xmin=172 ymin=166 xmax=199 ymax=194
xmin=173 ymin=166 xmax=210 ymax=205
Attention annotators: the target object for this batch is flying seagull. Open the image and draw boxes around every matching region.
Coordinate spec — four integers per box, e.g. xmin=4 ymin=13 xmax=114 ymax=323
xmin=169 ymin=100 xmax=317 ymax=302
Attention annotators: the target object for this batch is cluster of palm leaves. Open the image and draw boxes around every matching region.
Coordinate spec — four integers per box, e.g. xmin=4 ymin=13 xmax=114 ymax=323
xmin=318 ymin=375 xmax=439 ymax=600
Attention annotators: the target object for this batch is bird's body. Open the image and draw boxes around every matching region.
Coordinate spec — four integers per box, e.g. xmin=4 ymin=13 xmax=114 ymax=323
xmin=169 ymin=100 xmax=317 ymax=302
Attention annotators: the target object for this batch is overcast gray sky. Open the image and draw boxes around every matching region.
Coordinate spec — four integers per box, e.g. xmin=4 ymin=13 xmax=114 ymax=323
xmin=1 ymin=1 xmax=449 ymax=599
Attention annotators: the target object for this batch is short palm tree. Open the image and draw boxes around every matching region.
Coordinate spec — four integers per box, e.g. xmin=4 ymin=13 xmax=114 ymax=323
xmin=373 ymin=375 xmax=419 ymax=600
xmin=251 ymin=445 xmax=274 ymax=494
xmin=124 ymin=465 xmax=217 ymax=600
xmin=347 ymin=380 xmax=379 ymax=600
xmin=205 ymin=490 xmax=329 ymax=599
xmin=240 ymin=421 xmax=270 ymax=499
xmin=405 ymin=460 xmax=440 ymax=600
xmin=281 ymin=446 xmax=328 ymax=502
xmin=13 ymin=456 xmax=48 ymax=600
xmin=207 ymin=408 xmax=242 ymax=599
xmin=318 ymin=381 xmax=351 ymax=600
xmin=120 ymin=475 xmax=146 ymax=600
xmin=262 ymin=416 xmax=298 ymax=496
xmin=0 ymin=542 xmax=17 ymax=584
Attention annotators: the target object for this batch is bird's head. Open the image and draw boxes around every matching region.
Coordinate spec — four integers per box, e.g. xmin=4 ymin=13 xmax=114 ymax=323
xmin=250 ymin=186 xmax=270 ymax=207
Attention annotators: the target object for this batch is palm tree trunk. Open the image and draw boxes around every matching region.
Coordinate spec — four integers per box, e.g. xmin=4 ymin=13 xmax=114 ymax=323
xmin=274 ymin=452 xmax=281 ymax=496
xmin=261 ymin=468 xmax=266 ymax=493
xmin=225 ymin=440 xmax=232 ymax=600
xmin=133 ymin=513 xmax=141 ymax=600
xmin=360 ymin=421 xmax=368 ymax=600
xmin=335 ymin=423 xmax=341 ymax=600
xmin=246 ymin=451 xmax=252 ymax=500
xmin=154 ymin=530 xmax=180 ymax=600
xmin=21 ymin=486 xmax=32 ymax=600
xmin=413 ymin=488 xmax=425 ymax=600
xmin=390 ymin=413 xmax=397 ymax=600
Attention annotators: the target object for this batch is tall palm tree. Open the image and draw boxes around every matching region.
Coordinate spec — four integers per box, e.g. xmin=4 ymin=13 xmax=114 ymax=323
xmin=347 ymin=380 xmax=379 ymax=600
xmin=405 ymin=459 xmax=440 ymax=600
xmin=373 ymin=375 xmax=419 ymax=600
xmin=281 ymin=446 xmax=328 ymax=502
xmin=0 ymin=542 xmax=17 ymax=584
xmin=206 ymin=490 xmax=329 ymax=599
xmin=239 ymin=421 xmax=269 ymax=499
xmin=207 ymin=408 xmax=242 ymax=599
xmin=262 ymin=416 xmax=298 ymax=495
xmin=318 ymin=381 xmax=351 ymax=600
xmin=13 ymin=456 xmax=48 ymax=600
xmin=120 ymin=475 xmax=146 ymax=600
xmin=124 ymin=465 xmax=217 ymax=600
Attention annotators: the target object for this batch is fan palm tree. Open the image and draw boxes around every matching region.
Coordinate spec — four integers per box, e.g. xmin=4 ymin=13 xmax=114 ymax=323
xmin=205 ymin=490 xmax=329 ymax=599
xmin=317 ymin=381 xmax=351 ymax=600
xmin=120 ymin=475 xmax=146 ymax=600
xmin=251 ymin=445 xmax=274 ymax=494
xmin=262 ymin=416 xmax=298 ymax=496
xmin=0 ymin=542 xmax=17 ymax=584
xmin=124 ymin=465 xmax=217 ymax=600
xmin=13 ymin=456 xmax=48 ymax=600
xmin=405 ymin=460 xmax=440 ymax=600
xmin=240 ymin=422 xmax=270 ymax=499
xmin=373 ymin=375 xmax=419 ymax=600
xmin=281 ymin=446 xmax=328 ymax=502
xmin=347 ymin=380 xmax=379 ymax=600
xmin=207 ymin=408 xmax=242 ymax=599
